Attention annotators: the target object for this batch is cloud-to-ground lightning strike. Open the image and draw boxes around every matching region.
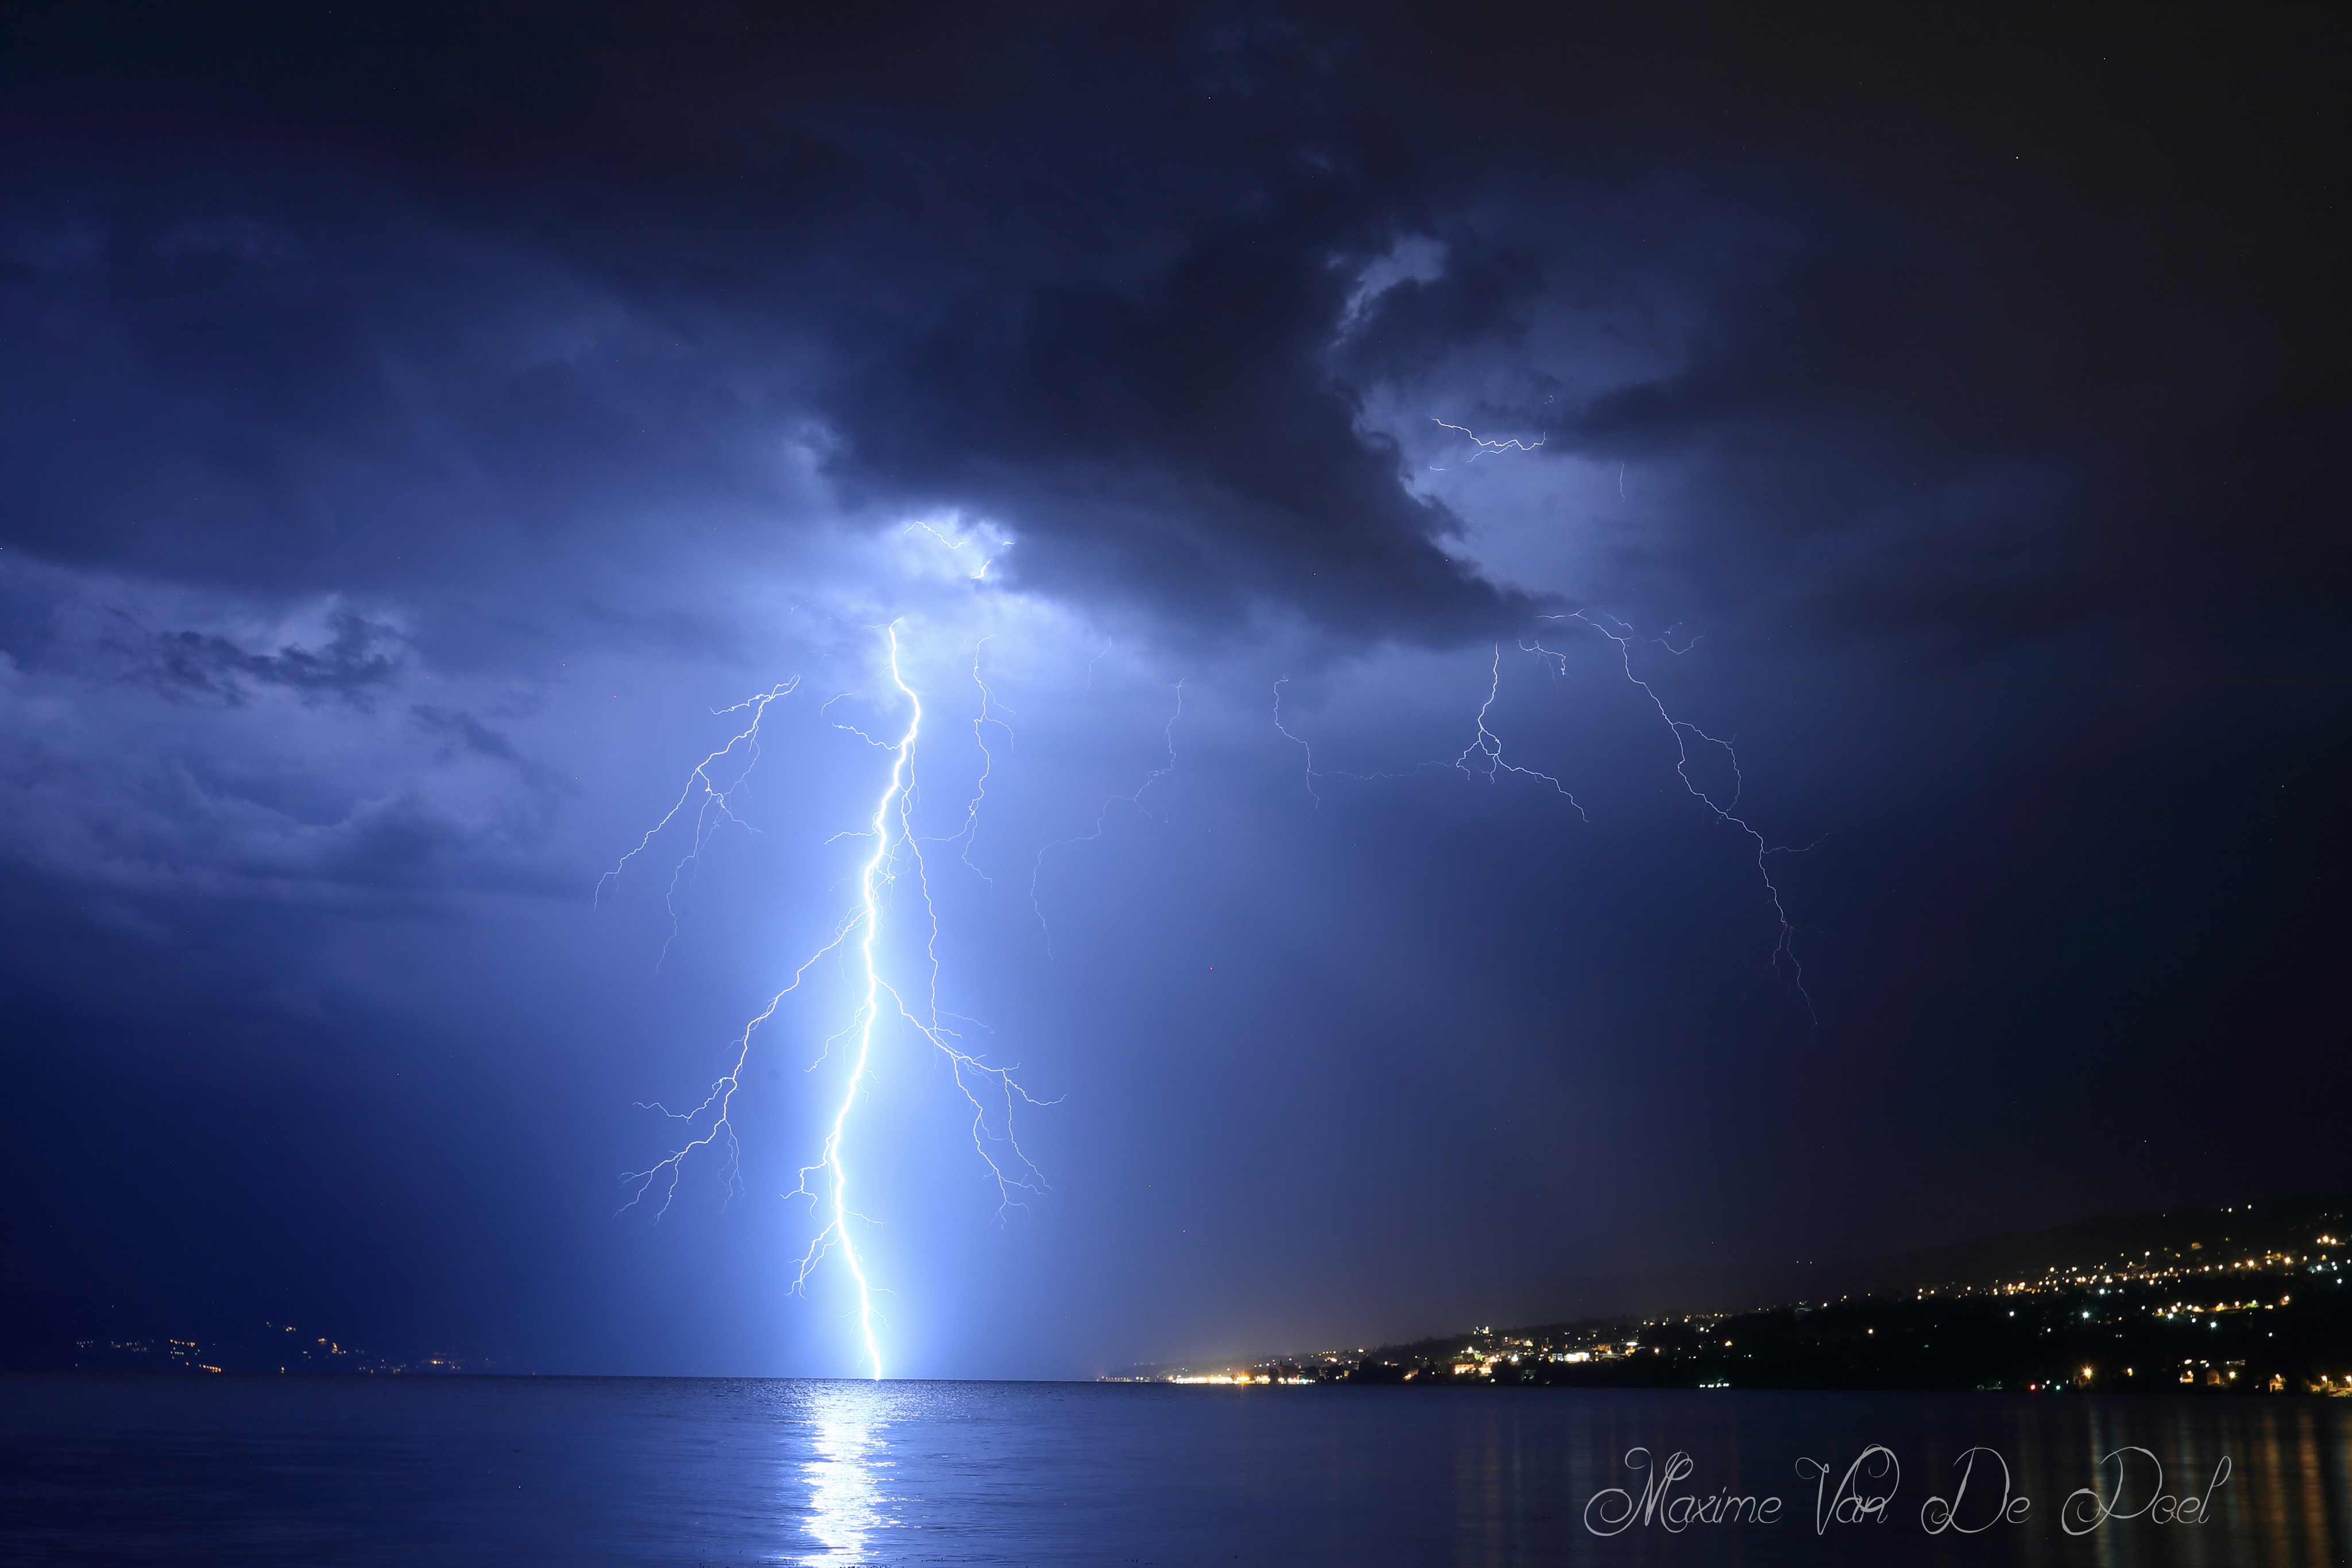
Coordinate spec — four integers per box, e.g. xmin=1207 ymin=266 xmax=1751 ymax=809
xmin=612 ymin=560 xmax=1806 ymax=1383
xmin=614 ymin=624 xmax=1047 ymax=1380
xmin=787 ymin=626 xmax=925 ymax=1379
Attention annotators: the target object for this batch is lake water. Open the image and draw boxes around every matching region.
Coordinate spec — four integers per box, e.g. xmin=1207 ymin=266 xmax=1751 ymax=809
xmin=3 ymin=1375 xmax=2348 ymax=1565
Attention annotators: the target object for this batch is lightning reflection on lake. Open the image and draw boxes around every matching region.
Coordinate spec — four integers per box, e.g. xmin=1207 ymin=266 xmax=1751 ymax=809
xmin=799 ymin=1384 xmax=892 ymax=1565
xmin=7 ymin=1377 xmax=2350 ymax=1565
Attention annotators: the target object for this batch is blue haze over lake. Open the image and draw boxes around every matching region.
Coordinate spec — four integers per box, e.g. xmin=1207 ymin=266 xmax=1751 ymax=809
xmin=4 ymin=1375 xmax=2348 ymax=1565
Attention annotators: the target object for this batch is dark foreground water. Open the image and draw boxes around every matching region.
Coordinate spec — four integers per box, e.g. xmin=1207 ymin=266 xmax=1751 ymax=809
xmin=3 ymin=1376 xmax=2349 ymax=1566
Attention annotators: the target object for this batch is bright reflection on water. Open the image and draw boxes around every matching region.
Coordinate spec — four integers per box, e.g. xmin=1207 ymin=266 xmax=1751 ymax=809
xmin=800 ymin=1384 xmax=891 ymax=1564
xmin=4 ymin=1375 xmax=2350 ymax=1565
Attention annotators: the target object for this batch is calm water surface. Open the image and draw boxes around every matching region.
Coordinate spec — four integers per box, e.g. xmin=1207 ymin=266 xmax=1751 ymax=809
xmin=3 ymin=1375 xmax=2347 ymax=1565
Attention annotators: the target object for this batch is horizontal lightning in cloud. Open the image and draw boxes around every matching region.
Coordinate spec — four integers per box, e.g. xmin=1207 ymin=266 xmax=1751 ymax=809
xmin=1430 ymin=415 xmax=1545 ymax=469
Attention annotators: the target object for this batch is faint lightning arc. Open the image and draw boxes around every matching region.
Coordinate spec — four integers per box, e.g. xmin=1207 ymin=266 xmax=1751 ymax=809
xmin=1028 ymin=679 xmax=1184 ymax=956
xmin=1271 ymin=633 xmax=1811 ymax=1020
xmin=1549 ymin=611 xmax=1818 ymax=1020
xmin=1272 ymin=676 xmax=1323 ymax=811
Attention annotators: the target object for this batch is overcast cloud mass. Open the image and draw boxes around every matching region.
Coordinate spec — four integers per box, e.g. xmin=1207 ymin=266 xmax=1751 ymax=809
xmin=3 ymin=5 xmax=2347 ymax=1377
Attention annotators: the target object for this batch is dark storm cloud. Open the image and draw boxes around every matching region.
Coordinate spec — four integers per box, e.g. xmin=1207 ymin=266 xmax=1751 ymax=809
xmin=818 ymin=181 xmax=1536 ymax=638
xmin=1328 ymin=237 xmax=1546 ymax=388
xmin=410 ymin=703 xmax=568 ymax=818
xmin=0 ymin=559 xmax=570 ymax=909
xmin=12 ymin=5 xmax=2340 ymax=657
xmin=149 ymin=611 xmax=403 ymax=706
xmin=1500 ymin=211 xmax=2351 ymax=662
xmin=0 ymin=6 xmax=1572 ymax=641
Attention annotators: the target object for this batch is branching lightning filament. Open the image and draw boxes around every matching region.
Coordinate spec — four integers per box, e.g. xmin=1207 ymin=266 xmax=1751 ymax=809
xmin=1272 ymin=629 xmax=1812 ymax=1019
xmin=596 ymin=680 xmax=800 ymax=966
xmin=1456 ymin=644 xmax=1586 ymax=818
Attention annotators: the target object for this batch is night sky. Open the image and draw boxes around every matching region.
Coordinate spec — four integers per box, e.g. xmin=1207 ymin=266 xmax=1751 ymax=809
xmin=3 ymin=6 xmax=2346 ymax=1379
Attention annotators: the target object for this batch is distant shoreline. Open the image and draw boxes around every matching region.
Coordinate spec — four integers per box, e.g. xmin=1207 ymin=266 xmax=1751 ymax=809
xmin=1116 ymin=1198 xmax=2352 ymax=1396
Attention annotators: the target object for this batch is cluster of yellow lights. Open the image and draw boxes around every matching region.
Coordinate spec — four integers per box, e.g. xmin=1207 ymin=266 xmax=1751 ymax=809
xmin=1143 ymin=1228 xmax=2342 ymax=1388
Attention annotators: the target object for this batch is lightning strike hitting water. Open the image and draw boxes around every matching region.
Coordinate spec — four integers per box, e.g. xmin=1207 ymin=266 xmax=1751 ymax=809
xmin=791 ymin=626 xmax=923 ymax=1377
xmin=615 ymin=625 xmax=1047 ymax=1380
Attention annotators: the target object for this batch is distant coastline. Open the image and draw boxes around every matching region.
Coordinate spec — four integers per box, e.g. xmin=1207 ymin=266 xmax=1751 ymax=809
xmin=1112 ymin=1198 xmax=2352 ymax=1395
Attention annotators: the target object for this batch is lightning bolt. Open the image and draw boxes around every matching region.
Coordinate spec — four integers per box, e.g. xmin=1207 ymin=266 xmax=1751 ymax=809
xmin=1274 ymin=676 xmax=1434 ymax=808
xmin=1430 ymin=415 xmax=1544 ymax=468
xmin=1420 ymin=406 xmax=1806 ymax=1010
xmin=1271 ymin=676 xmax=1325 ymax=810
xmin=614 ymin=574 xmax=1811 ymax=1384
xmin=789 ymin=625 xmax=921 ymax=1379
xmin=616 ymin=624 xmax=1047 ymax=1380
